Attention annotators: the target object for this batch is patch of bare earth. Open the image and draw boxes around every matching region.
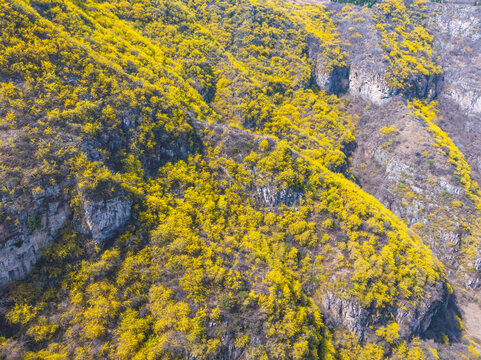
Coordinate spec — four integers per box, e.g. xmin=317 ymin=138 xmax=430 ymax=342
xmin=461 ymin=301 xmax=481 ymax=346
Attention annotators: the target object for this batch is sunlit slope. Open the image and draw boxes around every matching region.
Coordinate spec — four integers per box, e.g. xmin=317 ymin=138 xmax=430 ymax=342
xmin=0 ymin=0 xmax=449 ymax=359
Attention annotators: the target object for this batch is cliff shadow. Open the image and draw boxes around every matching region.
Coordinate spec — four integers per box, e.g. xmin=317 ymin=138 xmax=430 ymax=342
xmin=422 ymin=292 xmax=463 ymax=343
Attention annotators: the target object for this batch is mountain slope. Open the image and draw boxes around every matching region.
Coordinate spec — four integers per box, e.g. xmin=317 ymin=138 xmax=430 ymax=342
xmin=0 ymin=0 xmax=479 ymax=359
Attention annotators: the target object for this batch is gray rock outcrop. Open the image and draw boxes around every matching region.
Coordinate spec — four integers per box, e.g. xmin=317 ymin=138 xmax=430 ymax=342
xmin=0 ymin=185 xmax=70 ymax=286
xmin=432 ymin=4 xmax=481 ymax=116
xmin=80 ymin=194 xmax=132 ymax=246
xmin=321 ymin=282 xmax=446 ymax=342
xmin=0 ymin=183 xmax=133 ymax=286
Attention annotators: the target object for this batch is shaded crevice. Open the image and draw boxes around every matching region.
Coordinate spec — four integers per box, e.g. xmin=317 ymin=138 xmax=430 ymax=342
xmin=422 ymin=292 xmax=463 ymax=343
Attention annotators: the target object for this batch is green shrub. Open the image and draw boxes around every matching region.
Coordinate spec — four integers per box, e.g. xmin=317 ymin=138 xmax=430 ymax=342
xmin=27 ymin=214 xmax=41 ymax=231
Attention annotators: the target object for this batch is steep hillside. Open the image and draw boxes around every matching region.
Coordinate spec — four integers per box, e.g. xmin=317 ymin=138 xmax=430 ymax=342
xmin=0 ymin=0 xmax=480 ymax=359
xmin=325 ymin=0 xmax=481 ymax=351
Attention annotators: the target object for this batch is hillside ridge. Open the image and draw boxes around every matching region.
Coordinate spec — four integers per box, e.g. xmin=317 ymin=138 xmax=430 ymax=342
xmin=0 ymin=0 xmax=480 ymax=359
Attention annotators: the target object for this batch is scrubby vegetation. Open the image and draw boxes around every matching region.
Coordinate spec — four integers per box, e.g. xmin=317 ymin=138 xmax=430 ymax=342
xmin=0 ymin=0 xmax=472 ymax=359
xmin=374 ymin=0 xmax=442 ymax=93
xmin=409 ymin=100 xmax=481 ymax=278
xmin=331 ymin=0 xmax=377 ymax=7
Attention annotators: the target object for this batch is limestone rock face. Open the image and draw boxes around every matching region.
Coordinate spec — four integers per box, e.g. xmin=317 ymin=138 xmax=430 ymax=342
xmin=79 ymin=192 xmax=132 ymax=246
xmin=432 ymin=5 xmax=481 ymax=116
xmin=256 ymin=186 xmax=302 ymax=207
xmin=321 ymin=280 xmax=446 ymax=342
xmin=0 ymin=182 xmax=132 ymax=286
xmin=349 ymin=59 xmax=392 ymax=105
xmin=321 ymin=293 xmax=370 ymax=341
xmin=0 ymin=185 xmax=71 ymax=286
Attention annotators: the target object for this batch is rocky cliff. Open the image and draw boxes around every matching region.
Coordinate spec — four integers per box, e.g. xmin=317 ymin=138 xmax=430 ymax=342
xmin=0 ymin=182 xmax=132 ymax=286
xmin=323 ymin=0 xmax=481 ymax=351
